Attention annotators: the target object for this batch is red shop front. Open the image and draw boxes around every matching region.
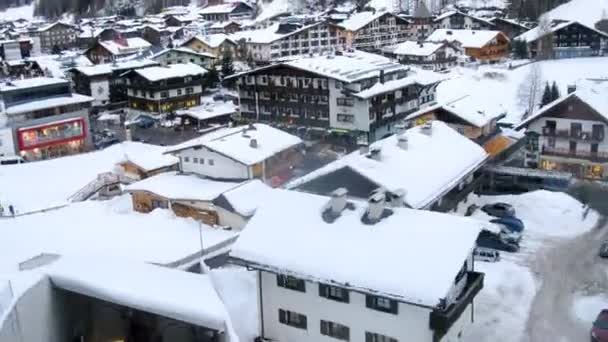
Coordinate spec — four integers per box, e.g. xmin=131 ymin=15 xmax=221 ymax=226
xmin=17 ymin=118 xmax=87 ymax=160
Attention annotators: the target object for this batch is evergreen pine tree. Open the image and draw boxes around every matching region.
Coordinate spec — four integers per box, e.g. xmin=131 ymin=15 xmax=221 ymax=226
xmin=204 ymin=65 xmax=220 ymax=89
xmin=551 ymin=81 xmax=560 ymax=101
xmin=513 ymin=39 xmax=528 ymax=59
xmin=221 ymin=51 xmax=235 ymax=78
xmin=541 ymin=82 xmax=552 ymax=107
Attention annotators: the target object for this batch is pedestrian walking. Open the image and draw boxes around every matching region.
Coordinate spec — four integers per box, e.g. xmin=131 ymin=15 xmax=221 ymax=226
xmin=8 ymin=205 xmax=14 ymax=217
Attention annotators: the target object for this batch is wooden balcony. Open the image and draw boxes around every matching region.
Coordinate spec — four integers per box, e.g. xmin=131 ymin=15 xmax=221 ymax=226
xmin=542 ymin=127 xmax=604 ymax=142
xmin=429 ymin=272 xmax=484 ymax=339
xmin=542 ymin=146 xmax=608 ymax=163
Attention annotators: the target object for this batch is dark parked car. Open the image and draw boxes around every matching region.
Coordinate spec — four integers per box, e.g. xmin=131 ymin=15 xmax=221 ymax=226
xmin=491 ymin=217 xmax=525 ymax=233
xmin=134 ymin=115 xmax=155 ymax=129
xmin=591 ymin=309 xmax=608 ymax=342
xmin=476 ymin=229 xmax=520 ymax=253
xmin=481 ymin=202 xmax=516 ymax=218
xmin=599 ymin=241 xmax=608 ymax=258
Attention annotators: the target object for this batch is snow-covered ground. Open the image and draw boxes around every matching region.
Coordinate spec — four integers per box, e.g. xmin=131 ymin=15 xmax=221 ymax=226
xmin=572 ymin=293 xmax=608 ymax=324
xmin=0 ymin=3 xmax=35 ymax=21
xmin=438 ymin=57 xmax=608 ymax=125
xmin=0 ymin=142 xmax=168 ymax=213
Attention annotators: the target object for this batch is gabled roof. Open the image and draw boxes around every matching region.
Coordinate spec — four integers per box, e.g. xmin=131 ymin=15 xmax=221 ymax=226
xmin=152 ymin=47 xmax=216 ymax=60
xmin=426 ymin=29 xmax=509 ymax=48
xmin=516 ymin=88 xmax=608 ymax=129
xmin=199 ymin=1 xmax=253 ymax=15
xmin=433 ymin=10 xmax=495 ymax=27
xmin=339 ymin=11 xmax=391 ymax=31
xmin=385 ymin=40 xmax=447 ymax=56
xmin=515 ymin=20 xmax=608 ymax=43
xmin=407 ymin=95 xmax=506 ymax=127
xmin=353 ymin=67 xmax=444 ymax=99
xmin=124 ymin=172 xmax=241 ymax=201
xmin=183 ymin=33 xmax=236 ymax=48
xmin=98 ymin=37 xmax=152 ymax=56
xmin=38 ymin=21 xmax=76 ymax=32
xmin=127 ymin=63 xmax=207 ymax=82
xmin=165 ymin=123 xmax=302 ymax=166
xmin=230 ymin=188 xmax=484 ymax=307
xmin=288 ymin=121 xmax=489 ymax=209
xmin=215 ymin=179 xmax=272 ymax=217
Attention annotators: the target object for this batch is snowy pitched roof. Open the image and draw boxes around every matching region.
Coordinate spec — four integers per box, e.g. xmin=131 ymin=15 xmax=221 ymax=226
xmin=515 ymin=20 xmax=608 ymax=43
xmin=537 ymin=0 xmax=608 ymax=28
xmin=353 ymin=67 xmax=444 ymax=99
xmin=185 ymin=33 xmax=236 ymax=48
xmin=516 ymin=88 xmax=608 ymax=129
xmin=434 ymin=10 xmax=494 ymax=27
xmin=98 ymin=37 xmax=152 ymax=56
xmin=339 ymin=11 xmax=390 ymax=31
xmin=120 ymin=150 xmax=179 ymax=172
xmin=175 ymin=101 xmax=237 ymax=121
xmin=153 ymin=47 xmax=216 ymax=59
xmin=166 ymin=123 xmax=302 ymax=166
xmin=72 ymin=59 xmax=159 ymax=77
xmin=426 ymin=29 xmax=508 ymax=48
xmin=48 ymin=257 xmax=230 ymax=331
xmin=5 ymin=94 xmax=94 ymax=115
xmin=130 ymin=63 xmax=207 ymax=82
xmin=199 ymin=2 xmax=244 ymax=14
xmin=0 ymin=77 xmax=67 ymax=92
xmin=284 ymin=50 xmax=407 ymax=83
xmin=288 ymin=121 xmax=488 ymax=209
xmin=124 ymin=172 xmax=241 ymax=201
xmin=387 ymin=41 xmax=446 ymax=56
xmin=407 ymin=95 xmax=505 ymax=127
xmin=217 ymin=179 xmax=272 ymax=217
xmin=38 ymin=21 xmax=75 ymax=32
xmin=230 ymin=188 xmax=483 ymax=307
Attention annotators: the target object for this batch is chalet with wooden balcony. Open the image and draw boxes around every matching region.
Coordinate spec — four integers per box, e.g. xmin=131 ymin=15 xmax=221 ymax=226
xmin=123 ymin=63 xmax=207 ymax=116
xmin=426 ymin=29 xmax=510 ymax=62
xmin=433 ymin=11 xmax=495 ymax=31
xmin=230 ymin=187 xmax=485 ymax=342
xmin=231 ymin=50 xmax=442 ymax=144
xmin=382 ymin=40 xmax=461 ymax=71
xmin=517 ymin=86 xmax=608 ymax=180
xmin=515 ymin=20 xmax=608 ymax=59
xmin=287 ymin=121 xmax=489 ymax=212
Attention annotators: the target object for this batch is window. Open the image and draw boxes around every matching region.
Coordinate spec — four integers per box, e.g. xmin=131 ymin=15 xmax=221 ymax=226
xmin=569 ymin=140 xmax=577 ymax=153
xmin=186 ymin=87 xmax=194 ymax=94
xmin=151 ymin=199 xmax=168 ymax=209
xmin=160 ymin=91 xmax=169 ymax=98
xmin=366 ymin=295 xmax=398 ymax=314
xmin=319 ymin=284 xmax=349 ymax=303
xmin=277 ymin=275 xmax=305 ymax=292
xmin=199 ymin=158 xmax=205 ymax=164
xmin=592 ymin=143 xmax=599 ymax=154
xmin=337 ymin=114 xmax=354 ymax=123
xmin=184 ymin=157 xmax=190 ymax=162
xmin=208 ymin=159 xmax=215 ymax=166
xmin=336 ymin=97 xmax=354 ymax=107
xmin=320 ymin=320 xmax=350 ymax=341
xmin=185 ymin=76 xmax=192 ymax=83
xmin=548 ymin=137 xmax=556 ymax=148
xmin=365 ymin=332 xmax=397 ymax=342
xmin=193 ymin=157 xmax=199 ymax=163
xmin=177 ymin=89 xmax=183 ymax=96
xmin=278 ymin=309 xmax=307 ymax=329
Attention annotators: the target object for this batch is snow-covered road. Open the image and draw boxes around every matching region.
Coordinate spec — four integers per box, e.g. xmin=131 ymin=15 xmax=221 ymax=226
xmin=524 ymin=217 xmax=608 ymax=342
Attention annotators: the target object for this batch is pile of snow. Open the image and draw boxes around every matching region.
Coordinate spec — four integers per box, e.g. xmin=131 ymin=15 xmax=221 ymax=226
xmin=464 ymin=260 xmax=537 ymax=342
xmin=469 ymin=190 xmax=599 ymax=238
xmin=0 ymin=3 xmax=35 ymax=21
xmin=0 ymin=195 xmax=237 ymax=272
xmin=437 ymin=57 xmax=608 ymax=124
xmin=572 ymin=293 xmax=608 ymax=323
xmin=0 ymin=142 xmax=170 ymax=213
xmin=542 ymin=0 xmax=608 ymax=28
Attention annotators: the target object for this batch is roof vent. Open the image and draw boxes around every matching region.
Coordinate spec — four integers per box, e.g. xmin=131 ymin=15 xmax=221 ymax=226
xmin=361 ymin=188 xmax=393 ymax=225
xmin=389 ymin=188 xmax=406 ymax=207
xmin=322 ymin=187 xmax=355 ymax=223
xmin=421 ymin=121 xmax=433 ymax=136
xmin=249 ymin=138 xmax=258 ymax=148
xmin=367 ymin=145 xmax=382 ymax=160
xmin=397 ymin=134 xmax=408 ymax=150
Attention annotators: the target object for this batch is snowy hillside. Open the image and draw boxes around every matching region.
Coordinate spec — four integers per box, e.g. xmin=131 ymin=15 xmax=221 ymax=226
xmin=542 ymin=0 xmax=608 ymax=27
xmin=0 ymin=2 xmax=35 ymax=21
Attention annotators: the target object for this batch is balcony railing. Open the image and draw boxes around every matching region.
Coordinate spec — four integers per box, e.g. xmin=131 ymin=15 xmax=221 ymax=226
xmin=542 ymin=146 xmax=608 ymax=162
xmin=542 ymin=127 xmax=604 ymax=142
xmin=429 ymin=271 xmax=484 ymax=338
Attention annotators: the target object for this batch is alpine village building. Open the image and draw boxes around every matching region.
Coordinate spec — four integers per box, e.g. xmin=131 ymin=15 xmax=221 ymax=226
xmin=515 ymin=20 xmax=608 ymax=59
xmin=426 ymin=29 xmax=510 ymax=62
xmin=517 ymin=86 xmax=608 ymax=180
xmin=337 ymin=11 xmax=412 ymax=52
xmin=124 ymin=63 xmax=207 ymax=116
xmin=230 ymin=187 xmax=485 ymax=342
xmin=0 ymin=77 xmax=94 ymax=160
xmin=37 ymin=22 xmax=79 ymax=52
xmin=233 ymin=50 xmax=441 ymax=144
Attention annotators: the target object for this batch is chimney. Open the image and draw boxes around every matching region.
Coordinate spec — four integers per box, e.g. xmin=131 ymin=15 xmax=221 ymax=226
xmin=367 ymin=145 xmax=382 ymax=160
xmin=359 ymin=144 xmax=369 ymax=155
xmin=329 ymin=188 xmax=348 ymax=215
xmin=379 ymin=70 xmax=385 ymax=84
xmin=567 ymin=84 xmax=576 ymax=94
xmin=421 ymin=121 xmax=433 ymax=136
xmin=397 ymin=134 xmax=408 ymax=150
xmin=390 ymin=188 xmax=406 ymax=207
xmin=366 ymin=189 xmax=386 ymax=223
xmin=249 ymin=138 xmax=258 ymax=148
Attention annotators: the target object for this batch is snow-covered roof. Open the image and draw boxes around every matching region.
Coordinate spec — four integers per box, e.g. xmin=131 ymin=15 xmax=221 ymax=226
xmin=5 ymin=94 xmax=94 ymax=115
xmin=72 ymin=59 xmax=159 ymax=77
xmin=38 ymin=21 xmax=75 ymax=32
xmin=175 ymin=101 xmax=237 ymax=121
xmin=125 ymin=172 xmax=241 ymax=201
xmin=230 ymin=188 xmax=483 ymax=307
xmin=199 ymin=2 xmax=243 ymax=14
xmin=288 ymin=121 xmax=488 ymax=209
xmin=538 ymin=0 xmax=608 ymax=28
xmin=166 ymin=123 xmax=302 ymax=166
xmin=0 ymin=77 xmax=67 ymax=92
xmin=339 ymin=11 xmax=390 ymax=31
xmin=434 ymin=10 xmax=494 ymax=27
xmin=121 ymin=150 xmax=179 ymax=171
xmin=408 ymin=95 xmax=505 ymax=127
xmin=48 ymin=257 xmax=229 ymax=331
xmin=283 ymin=50 xmax=407 ymax=83
xmin=387 ymin=41 xmax=446 ymax=56
xmin=353 ymin=68 xmax=444 ymax=99
xmin=210 ymin=20 xmax=240 ymax=29
xmin=516 ymin=87 xmax=608 ymax=129
xmin=515 ymin=20 xmax=608 ymax=43
xmin=426 ymin=29 xmax=507 ymax=48
xmin=130 ymin=63 xmax=207 ymax=82
xmin=185 ymin=33 xmax=236 ymax=48
xmin=99 ymin=37 xmax=152 ymax=56
xmin=153 ymin=47 xmax=216 ymax=59
xmin=219 ymin=179 xmax=271 ymax=217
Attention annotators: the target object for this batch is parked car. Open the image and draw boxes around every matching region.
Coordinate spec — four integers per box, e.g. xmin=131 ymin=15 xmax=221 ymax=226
xmin=0 ymin=155 xmax=25 ymax=165
xmin=134 ymin=115 xmax=155 ymax=129
xmin=474 ymin=247 xmax=501 ymax=262
xmin=497 ymin=225 xmax=522 ymax=245
xmin=491 ymin=216 xmax=525 ymax=232
xmin=599 ymin=241 xmax=608 ymax=258
xmin=95 ymin=137 xmax=120 ymax=149
xmin=481 ymin=202 xmax=516 ymax=218
xmin=477 ymin=229 xmax=520 ymax=253
xmin=591 ymin=309 xmax=608 ymax=342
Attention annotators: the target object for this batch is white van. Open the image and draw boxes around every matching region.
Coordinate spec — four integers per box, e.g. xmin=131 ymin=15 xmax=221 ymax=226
xmin=473 ymin=247 xmax=501 ymax=262
xmin=0 ymin=155 xmax=25 ymax=165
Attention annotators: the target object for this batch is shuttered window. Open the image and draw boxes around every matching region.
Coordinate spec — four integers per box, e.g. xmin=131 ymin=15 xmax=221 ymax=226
xmin=320 ymin=320 xmax=350 ymax=341
xmin=277 ymin=275 xmax=306 ymax=292
xmin=365 ymin=295 xmax=399 ymax=314
xmin=319 ymin=284 xmax=349 ymax=303
xmin=365 ymin=331 xmax=398 ymax=342
xmin=278 ymin=309 xmax=307 ymax=330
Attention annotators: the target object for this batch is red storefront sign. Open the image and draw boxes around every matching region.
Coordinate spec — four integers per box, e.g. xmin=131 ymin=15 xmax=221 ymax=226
xmin=17 ymin=118 xmax=86 ymax=151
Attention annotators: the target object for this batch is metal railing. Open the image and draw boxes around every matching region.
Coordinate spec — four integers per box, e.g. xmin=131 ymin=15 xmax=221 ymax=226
xmin=542 ymin=127 xmax=604 ymax=142
xmin=68 ymin=172 xmax=135 ymax=202
xmin=542 ymin=147 xmax=608 ymax=163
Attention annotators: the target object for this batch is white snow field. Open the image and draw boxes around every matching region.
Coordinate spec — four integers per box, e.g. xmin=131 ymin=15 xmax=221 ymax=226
xmin=0 ymin=3 xmax=35 ymax=21
xmin=572 ymin=293 xmax=608 ymax=324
